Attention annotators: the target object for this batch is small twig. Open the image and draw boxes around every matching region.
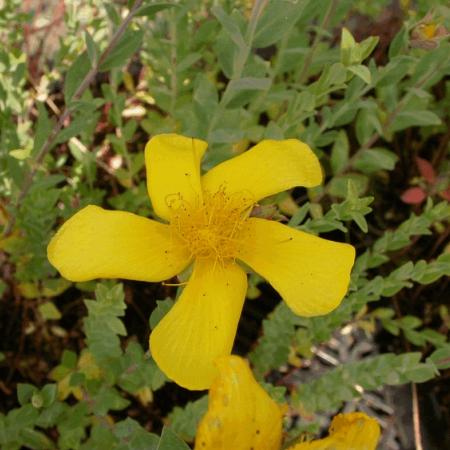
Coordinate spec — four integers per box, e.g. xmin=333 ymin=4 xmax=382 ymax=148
xmin=412 ymin=383 xmax=424 ymax=450
xmin=393 ymin=296 xmax=424 ymax=450
xmin=3 ymin=0 xmax=144 ymax=237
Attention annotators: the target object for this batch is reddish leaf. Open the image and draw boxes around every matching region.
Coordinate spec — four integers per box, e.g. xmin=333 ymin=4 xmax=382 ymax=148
xmin=439 ymin=187 xmax=450 ymax=202
xmin=415 ymin=157 xmax=436 ymax=184
xmin=401 ymin=187 xmax=427 ymax=204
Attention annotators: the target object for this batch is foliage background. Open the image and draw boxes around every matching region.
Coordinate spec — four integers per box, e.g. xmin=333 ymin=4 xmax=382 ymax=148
xmin=0 ymin=0 xmax=449 ymax=449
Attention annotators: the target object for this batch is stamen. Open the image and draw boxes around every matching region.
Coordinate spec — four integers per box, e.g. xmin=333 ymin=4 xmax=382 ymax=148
xmin=168 ymin=187 xmax=253 ymax=266
xmin=162 ymin=281 xmax=189 ymax=287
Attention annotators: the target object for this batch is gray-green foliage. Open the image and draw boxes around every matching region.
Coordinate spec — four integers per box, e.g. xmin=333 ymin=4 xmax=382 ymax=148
xmin=294 ymin=352 xmax=439 ymax=413
xmin=0 ymin=283 xmax=177 ymax=450
xmin=1 ymin=0 xmax=449 ymax=448
xmin=250 ymin=201 xmax=450 ymax=377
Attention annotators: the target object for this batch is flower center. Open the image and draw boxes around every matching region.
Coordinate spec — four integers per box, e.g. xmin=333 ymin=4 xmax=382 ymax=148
xmin=168 ymin=188 xmax=252 ymax=264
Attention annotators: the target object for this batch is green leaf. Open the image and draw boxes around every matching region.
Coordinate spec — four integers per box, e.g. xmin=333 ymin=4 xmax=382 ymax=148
xmin=390 ymin=110 xmax=442 ymax=132
xmin=114 ymin=418 xmax=160 ymax=449
xmin=167 ymin=396 xmax=208 ymax=441
xmin=31 ymin=392 xmax=44 ymax=409
xmin=32 ymin=102 xmax=52 ymax=157
xmin=328 ymin=173 xmax=369 ymax=198
xmin=104 ymin=4 xmax=121 ymax=25
xmin=253 ymin=0 xmax=309 ymax=48
xmin=347 ymin=65 xmax=371 ymax=84
xmin=341 ymin=27 xmax=356 ymax=49
xmin=428 ymin=345 xmax=450 ymax=370
xmin=330 ymin=130 xmax=349 ymax=174
xmin=295 ymin=352 xmax=436 ymax=413
xmin=149 ymin=298 xmax=174 ymax=330
xmin=376 ymin=55 xmax=413 ymax=87
xmin=222 ymin=77 xmax=271 ymax=106
xmin=17 ymin=383 xmax=38 ymax=406
xmin=20 ymin=428 xmax=55 ymax=450
xmin=157 ymin=427 xmax=190 ymax=450
xmin=38 ymin=302 xmax=62 ymax=321
xmin=260 ymin=382 xmax=287 ymax=404
xmin=64 ymin=52 xmax=91 ymax=103
xmin=249 ymin=303 xmax=301 ymax=376
xmin=176 ymin=52 xmax=202 ymax=72
xmin=9 ymin=148 xmax=31 ymax=160
xmin=353 ymin=148 xmax=398 ymax=174
xmin=359 ymin=36 xmax=379 ymax=61
xmin=100 ymin=29 xmax=144 ymax=72
xmin=84 ymin=283 xmax=127 ymax=366
xmin=61 ymin=350 xmax=78 ymax=369
xmin=389 ymin=27 xmax=408 ymax=58
xmin=211 ymin=5 xmax=247 ymax=53
xmin=40 ymin=384 xmax=57 ymax=407
xmin=85 ymin=31 xmax=98 ymax=67
xmin=135 ymin=2 xmax=177 ymax=17
xmin=355 ymin=105 xmax=382 ymax=146
xmin=92 ymin=385 xmax=130 ymax=415
xmin=341 ymin=27 xmax=357 ymax=66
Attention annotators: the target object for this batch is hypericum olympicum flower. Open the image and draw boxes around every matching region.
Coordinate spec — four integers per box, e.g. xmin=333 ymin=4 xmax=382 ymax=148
xmin=195 ymin=355 xmax=380 ymax=450
xmin=48 ymin=134 xmax=355 ymax=390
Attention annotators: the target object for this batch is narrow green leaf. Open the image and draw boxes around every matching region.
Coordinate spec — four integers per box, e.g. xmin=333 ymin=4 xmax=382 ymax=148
xmin=347 ymin=65 xmax=371 ymax=84
xmin=64 ymin=52 xmax=91 ymax=103
xmin=211 ymin=5 xmax=247 ymax=52
xmin=135 ymin=2 xmax=177 ymax=17
xmin=157 ymin=427 xmax=190 ymax=450
xmin=390 ymin=110 xmax=442 ymax=132
xmin=100 ymin=29 xmax=144 ymax=72
xmin=222 ymin=77 xmax=271 ymax=106
xmin=253 ymin=0 xmax=309 ymax=48
xmin=85 ymin=31 xmax=98 ymax=67
xmin=353 ymin=148 xmax=398 ymax=174
xmin=168 ymin=396 xmax=208 ymax=441
xmin=149 ymin=298 xmax=174 ymax=330
xmin=38 ymin=302 xmax=62 ymax=321
xmin=17 ymin=384 xmax=38 ymax=406
xmin=330 ymin=130 xmax=349 ymax=174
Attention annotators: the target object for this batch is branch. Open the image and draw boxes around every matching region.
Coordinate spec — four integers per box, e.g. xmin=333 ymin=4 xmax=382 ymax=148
xmin=3 ymin=0 xmax=144 ymax=237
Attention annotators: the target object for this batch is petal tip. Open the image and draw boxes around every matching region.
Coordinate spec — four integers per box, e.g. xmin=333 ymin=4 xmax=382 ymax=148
xmin=149 ymin=327 xmax=214 ymax=391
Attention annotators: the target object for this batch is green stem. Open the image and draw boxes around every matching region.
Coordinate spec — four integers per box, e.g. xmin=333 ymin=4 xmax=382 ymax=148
xmin=297 ymin=0 xmax=338 ymax=84
xmin=169 ymin=7 xmax=178 ymax=118
xmin=207 ymin=0 xmax=269 ymax=140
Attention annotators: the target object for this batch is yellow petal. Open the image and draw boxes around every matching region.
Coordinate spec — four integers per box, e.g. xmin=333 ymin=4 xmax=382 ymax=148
xmin=202 ymin=139 xmax=322 ymax=206
xmin=150 ymin=259 xmax=247 ymax=390
xmin=195 ymin=355 xmax=283 ymax=450
xmin=238 ymin=218 xmax=355 ymax=316
xmin=290 ymin=412 xmax=380 ymax=450
xmin=48 ymin=205 xmax=190 ymax=282
xmin=145 ymin=134 xmax=208 ymax=221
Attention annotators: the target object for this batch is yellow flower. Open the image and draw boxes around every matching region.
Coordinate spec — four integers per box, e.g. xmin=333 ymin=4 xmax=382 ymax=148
xmin=290 ymin=413 xmax=381 ymax=450
xmin=410 ymin=12 xmax=450 ymax=49
xmin=47 ymin=134 xmax=355 ymax=390
xmin=195 ymin=355 xmax=380 ymax=450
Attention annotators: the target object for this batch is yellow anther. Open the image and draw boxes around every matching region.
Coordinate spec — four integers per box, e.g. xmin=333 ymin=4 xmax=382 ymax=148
xmin=168 ymin=187 xmax=252 ymax=265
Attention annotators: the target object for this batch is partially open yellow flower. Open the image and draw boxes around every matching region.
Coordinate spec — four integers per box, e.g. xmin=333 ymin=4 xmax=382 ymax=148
xmin=195 ymin=355 xmax=380 ymax=450
xmin=290 ymin=412 xmax=381 ymax=450
xmin=195 ymin=355 xmax=284 ymax=450
xmin=48 ymin=134 xmax=355 ymax=390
